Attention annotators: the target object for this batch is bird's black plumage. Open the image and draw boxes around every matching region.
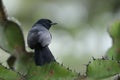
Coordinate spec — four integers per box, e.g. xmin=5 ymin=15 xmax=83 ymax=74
xmin=27 ymin=19 xmax=56 ymax=66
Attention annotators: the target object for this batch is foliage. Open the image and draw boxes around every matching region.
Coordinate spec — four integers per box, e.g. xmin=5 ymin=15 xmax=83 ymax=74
xmin=0 ymin=0 xmax=78 ymax=80
xmin=0 ymin=0 xmax=120 ymax=80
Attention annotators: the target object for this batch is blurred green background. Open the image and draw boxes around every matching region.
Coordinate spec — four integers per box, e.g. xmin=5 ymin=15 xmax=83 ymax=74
xmin=0 ymin=0 xmax=120 ymax=75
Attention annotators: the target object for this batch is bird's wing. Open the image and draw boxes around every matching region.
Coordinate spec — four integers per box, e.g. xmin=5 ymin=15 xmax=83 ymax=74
xmin=27 ymin=27 xmax=39 ymax=49
xmin=27 ymin=25 xmax=52 ymax=48
xmin=38 ymin=29 xmax=51 ymax=47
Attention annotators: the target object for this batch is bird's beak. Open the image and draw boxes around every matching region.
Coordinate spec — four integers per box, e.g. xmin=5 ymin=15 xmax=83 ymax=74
xmin=51 ymin=23 xmax=57 ymax=25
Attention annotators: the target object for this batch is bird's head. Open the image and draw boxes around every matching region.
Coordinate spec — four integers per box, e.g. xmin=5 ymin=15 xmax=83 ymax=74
xmin=35 ymin=19 xmax=57 ymax=29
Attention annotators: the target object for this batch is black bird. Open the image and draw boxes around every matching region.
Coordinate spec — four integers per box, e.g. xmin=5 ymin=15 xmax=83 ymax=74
xmin=27 ymin=19 xmax=57 ymax=66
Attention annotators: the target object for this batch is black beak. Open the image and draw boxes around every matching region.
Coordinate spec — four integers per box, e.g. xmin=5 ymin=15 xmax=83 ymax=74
xmin=51 ymin=23 xmax=57 ymax=25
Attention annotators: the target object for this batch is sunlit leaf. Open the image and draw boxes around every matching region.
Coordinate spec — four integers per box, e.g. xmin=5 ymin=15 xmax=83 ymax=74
xmin=108 ymin=21 xmax=120 ymax=38
xmin=106 ymin=21 xmax=120 ymax=60
xmin=26 ymin=62 xmax=77 ymax=80
xmin=86 ymin=59 xmax=120 ymax=79
xmin=0 ymin=64 xmax=24 ymax=80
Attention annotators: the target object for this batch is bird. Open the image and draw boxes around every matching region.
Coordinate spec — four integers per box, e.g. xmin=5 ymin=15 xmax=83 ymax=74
xmin=27 ymin=19 xmax=57 ymax=66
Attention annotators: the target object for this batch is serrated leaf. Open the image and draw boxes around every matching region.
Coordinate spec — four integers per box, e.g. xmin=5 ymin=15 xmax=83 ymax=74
xmin=0 ymin=64 xmax=24 ymax=80
xmin=13 ymin=51 xmax=77 ymax=80
xmin=106 ymin=21 xmax=120 ymax=60
xmin=0 ymin=19 xmax=25 ymax=54
xmin=106 ymin=46 xmax=120 ymax=61
xmin=108 ymin=21 xmax=120 ymax=39
xmin=86 ymin=59 xmax=120 ymax=79
xmin=12 ymin=51 xmax=78 ymax=80
xmin=26 ymin=62 xmax=77 ymax=80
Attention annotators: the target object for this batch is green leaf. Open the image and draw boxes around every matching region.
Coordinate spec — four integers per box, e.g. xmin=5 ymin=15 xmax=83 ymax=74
xmin=106 ymin=46 xmax=120 ymax=60
xmin=26 ymin=62 xmax=77 ymax=80
xmin=0 ymin=64 xmax=24 ymax=80
xmin=11 ymin=51 xmax=79 ymax=80
xmin=13 ymin=52 xmax=78 ymax=80
xmin=106 ymin=21 xmax=120 ymax=60
xmin=86 ymin=59 xmax=120 ymax=79
xmin=108 ymin=21 xmax=120 ymax=39
xmin=0 ymin=19 xmax=25 ymax=54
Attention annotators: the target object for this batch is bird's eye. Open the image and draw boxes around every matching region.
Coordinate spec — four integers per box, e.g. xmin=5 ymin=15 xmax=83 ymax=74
xmin=47 ymin=20 xmax=52 ymax=24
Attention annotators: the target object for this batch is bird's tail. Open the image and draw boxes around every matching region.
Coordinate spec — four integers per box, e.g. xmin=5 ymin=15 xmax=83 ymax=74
xmin=34 ymin=46 xmax=55 ymax=66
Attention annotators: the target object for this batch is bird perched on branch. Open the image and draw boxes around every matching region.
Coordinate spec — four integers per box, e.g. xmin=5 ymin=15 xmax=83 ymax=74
xmin=27 ymin=19 xmax=57 ymax=66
